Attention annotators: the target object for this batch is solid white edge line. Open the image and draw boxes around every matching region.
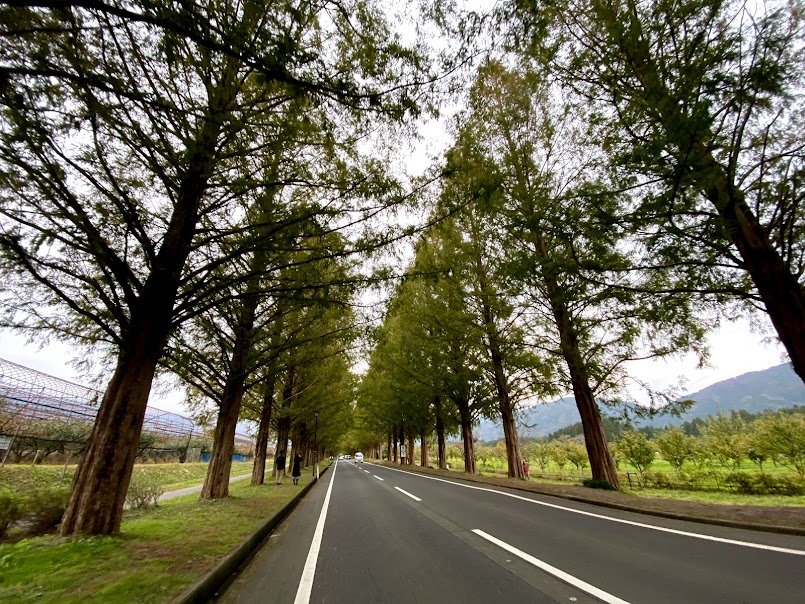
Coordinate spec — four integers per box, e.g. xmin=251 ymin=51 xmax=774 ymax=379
xmin=293 ymin=461 xmax=337 ymax=604
xmin=473 ymin=529 xmax=630 ymax=604
xmin=394 ymin=486 xmax=422 ymax=502
xmin=379 ymin=465 xmax=805 ymax=557
xmin=373 ymin=475 xmax=384 ymax=481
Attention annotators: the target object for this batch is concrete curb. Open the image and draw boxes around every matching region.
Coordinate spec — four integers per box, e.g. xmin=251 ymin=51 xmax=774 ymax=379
xmin=373 ymin=462 xmax=805 ymax=537
xmin=173 ymin=465 xmax=331 ymax=604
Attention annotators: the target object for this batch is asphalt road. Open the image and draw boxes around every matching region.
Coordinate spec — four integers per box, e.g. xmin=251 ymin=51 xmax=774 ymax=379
xmin=218 ymin=461 xmax=805 ymax=603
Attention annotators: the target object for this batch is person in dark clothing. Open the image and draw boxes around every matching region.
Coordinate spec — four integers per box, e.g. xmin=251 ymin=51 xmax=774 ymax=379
xmin=291 ymin=453 xmax=303 ymax=485
xmin=275 ymin=450 xmax=286 ymax=485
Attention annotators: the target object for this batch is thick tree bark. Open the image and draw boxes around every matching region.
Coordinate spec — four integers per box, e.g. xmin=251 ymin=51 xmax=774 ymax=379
xmin=407 ymin=430 xmax=415 ymax=466
xmin=251 ymin=376 xmax=275 ymax=485
xmin=435 ymin=400 xmax=447 ymax=470
xmin=482 ymin=299 xmax=524 ymax=479
xmin=474 ymin=252 xmax=524 ymax=479
xmin=546 ymin=278 xmax=620 ymax=488
xmin=386 ymin=432 xmax=392 ymax=461
xmin=202 ymin=286 xmax=261 ymax=499
xmin=420 ymin=428 xmax=428 ymax=467
xmin=60 ymin=336 xmax=160 ymax=535
xmin=392 ymin=427 xmax=399 ymax=463
xmin=457 ymin=401 xmax=476 ymax=474
xmin=59 ymin=50 xmax=243 ymax=535
xmin=273 ymin=367 xmax=295 ymax=480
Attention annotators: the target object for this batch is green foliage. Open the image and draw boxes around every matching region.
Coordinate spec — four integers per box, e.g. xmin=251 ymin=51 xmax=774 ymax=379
xmin=23 ymin=488 xmax=69 ymax=535
xmin=0 ymin=489 xmax=23 ymax=539
xmin=548 ymin=443 xmax=569 ymax=470
xmin=655 ymin=428 xmax=695 ymax=471
xmin=702 ymin=413 xmax=749 ymax=470
xmin=545 ymin=415 xmax=631 ymax=442
xmin=521 ymin=442 xmax=551 ymax=471
xmin=125 ymin=475 xmax=165 ymax=510
xmin=752 ymin=413 xmax=805 ymax=476
xmin=723 ymin=473 xmax=804 ymax=496
xmin=616 ymin=432 xmax=655 ymax=476
xmin=564 ymin=442 xmax=589 ymax=470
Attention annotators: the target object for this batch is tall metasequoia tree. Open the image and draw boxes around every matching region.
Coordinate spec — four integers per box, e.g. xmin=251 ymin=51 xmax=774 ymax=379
xmin=358 ymin=237 xmax=489 ymax=474
xmin=441 ymin=61 xmax=710 ymax=487
xmin=510 ymin=0 xmax=805 ymax=382
xmin=0 ymin=1 xmax=429 ymax=534
xmin=250 ymin=373 xmax=276 ymax=485
xmin=444 ymin=210 xmax=530 ymax=479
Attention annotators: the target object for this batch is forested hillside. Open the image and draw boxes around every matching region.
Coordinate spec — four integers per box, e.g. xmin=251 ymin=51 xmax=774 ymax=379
xmin=477 ymin=363 xmax=805 ymax=441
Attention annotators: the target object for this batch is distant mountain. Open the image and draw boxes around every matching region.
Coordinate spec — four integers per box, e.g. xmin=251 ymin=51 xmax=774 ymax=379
xmin=475 ymin=363 xmax=805 ymax=441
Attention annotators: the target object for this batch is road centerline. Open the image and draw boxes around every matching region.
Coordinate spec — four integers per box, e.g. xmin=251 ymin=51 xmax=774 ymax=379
xmin=473 ymin=529 xmax=630 ymax=604
xmin=394 ymin=486 xmax=422 ymax=502
xmin=373 ymin=475 xmax=384 ymax=481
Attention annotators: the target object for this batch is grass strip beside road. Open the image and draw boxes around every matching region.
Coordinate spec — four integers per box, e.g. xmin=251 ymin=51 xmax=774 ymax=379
xmin=0 ymin=472 xmax=316 ymax=603
xmin=0 ymin=462 xmax=254 ymax=494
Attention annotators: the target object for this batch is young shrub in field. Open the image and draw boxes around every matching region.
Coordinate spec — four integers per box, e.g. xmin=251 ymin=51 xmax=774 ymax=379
xmin=655 ymin=427 xmax=694 ymax=471
xmin=702 ymin=413 xmax=749 ymax=470
xmin=564 ymin=442 xmax=589 ymax=471
xmin=24 ymin=488 xmax=69 ymax=534
xmin=523 ymin=442 xmax=551 ymax=472
xmin=724 ymin=473 xmax=805 ymax=496
xmin=615 ymin=431 xmax=655 ymax=477
xmin=549 ymin=442 xmax=569 ymax=472
xmin=642 ymin=471 xmax=675 ymax=490
xmin=753 ymin=413 xmax=805 ymax=476
xmin=0 ymin=488 xmax=23 ymax=539
xmin=126 ymin=474 xmax=165 ymax=509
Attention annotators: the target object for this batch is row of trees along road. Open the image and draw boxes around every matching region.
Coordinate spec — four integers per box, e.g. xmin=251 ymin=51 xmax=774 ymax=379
xmin=0 ymin=1 xmax=433 ymax=535
xmin=0 ymin=0 xmax=802 ymax=533
xmin=356 ymin=0 xmax=803 ymax=488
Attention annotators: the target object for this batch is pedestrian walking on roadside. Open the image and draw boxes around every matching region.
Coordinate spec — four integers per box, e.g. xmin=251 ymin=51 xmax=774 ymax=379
xmin=275 ymin=450 xmax=286 ymax=485
xmin=522 ymin=458 xmax=529 ymax=479
xmin=292 ymin=452 xmax=303 ymax=485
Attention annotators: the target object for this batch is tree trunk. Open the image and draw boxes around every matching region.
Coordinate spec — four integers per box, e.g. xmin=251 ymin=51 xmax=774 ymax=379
xmin=251 ymin=376 xmax=275 ymax=485
xmin=392 ymin=427 xmax=399 ymax=463
xmin=202 ymin=274 xmax=263 ymax=499
xmin=407 ymin=431 xmax=415 ymax=466
xmin=457 ymin=401 xmax=476 ymax=474
xmin=435 ymin=403 xmax=447 ymax=470
xmin=59 ymin=54 xmax=243 ymax=535
xmin=474 ymin=252 xmax=524 ymax=479
xmin=59 ymin=339 xmax=160 ymax=535
xmin=499 ymin=397 xmax=524 ymax=479
xmin=546 ymin=276 xmax=620 ymax=488
xmin=420 ymin=428 xmax=428 ymax=467
xmin=273 ymin=367 xmax=295 ymax=480
xmin=482 ymin=300 xmax=524 ymax=479
xmin=386 ymin=432 xmax=392 ymax=461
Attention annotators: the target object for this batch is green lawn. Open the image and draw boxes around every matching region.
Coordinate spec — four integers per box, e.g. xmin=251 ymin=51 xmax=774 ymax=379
xmin=0 ymin=468 xmax=317 ymax=603
xmin=0 ymin=462 xmax=254 ymax=494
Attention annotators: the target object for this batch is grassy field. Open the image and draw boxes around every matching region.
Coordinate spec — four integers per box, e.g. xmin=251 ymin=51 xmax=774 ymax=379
xmin=445 ymin=456 xmax=805 ymax=507
xmin=0 ymin=462 xmax=254 ymax=494
xmin=0 ymin=466 xmax=317 ymax=603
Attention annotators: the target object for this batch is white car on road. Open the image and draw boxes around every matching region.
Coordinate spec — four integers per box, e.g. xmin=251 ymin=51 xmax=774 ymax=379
xmin=354 ymin=452 xmax=364 ymax=464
